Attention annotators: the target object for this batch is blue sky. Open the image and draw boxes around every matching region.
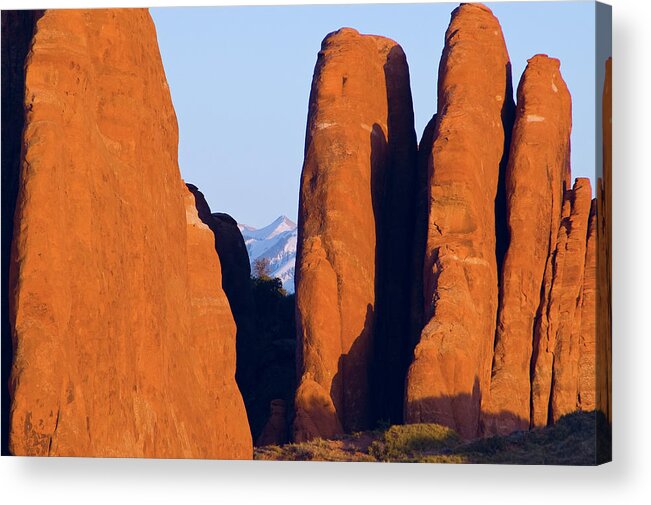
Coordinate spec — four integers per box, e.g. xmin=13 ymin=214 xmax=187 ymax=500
xmin=151 ymin=1 xmax=597 ymax=228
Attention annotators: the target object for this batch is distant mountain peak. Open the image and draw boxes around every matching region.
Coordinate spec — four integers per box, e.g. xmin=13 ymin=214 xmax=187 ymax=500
xmin=274 ymin=214 xmax=296 ymax=226
xmin=238 ymin=215 xmax=297 ymax=293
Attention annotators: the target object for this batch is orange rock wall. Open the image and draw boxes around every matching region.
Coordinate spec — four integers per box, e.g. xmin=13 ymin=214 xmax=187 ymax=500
xmin=8 ymin=9 xmax=252 ymax=458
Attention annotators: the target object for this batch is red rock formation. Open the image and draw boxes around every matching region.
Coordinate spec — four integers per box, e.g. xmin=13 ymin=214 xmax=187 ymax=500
xmin=186 ymin=183 xmax=271 ymax=438
xmin=578 ymin=201 xmax=597 ymax=411
xmin=531 ymin=178 xmax=593 ymax=426
xmin=8 ymin=9 xmax=251 ymax=458
xmin=483 ymin=55 xmax=571 ymax=435
xmin=549 ymin=180 xmax=594 ymax=421
xmin=186 ymin=183 xmax=298 ymax=443
xmin=597 ymin=57 xmax=612 ymax=422
xmin=294 ymin=28 xmax=417 ymax=441
xmin=404 ymin=3 xmax=514 ymax=439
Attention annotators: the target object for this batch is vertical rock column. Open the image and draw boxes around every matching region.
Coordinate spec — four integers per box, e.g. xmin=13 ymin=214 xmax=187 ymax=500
xmin=531 ymin=179 xmax=593 ymax=426
xmin=483 ymin=55 xmax=571 ymax=435
xmin=404 ymin=3 xmax=514 ymax=439
xmin=577 ymin=201 xmax=597 ymax=411
xmin=294 ymin=28 xmax=416 ymax=441
xmin=8 ymin=9 xmax=251 ymax=458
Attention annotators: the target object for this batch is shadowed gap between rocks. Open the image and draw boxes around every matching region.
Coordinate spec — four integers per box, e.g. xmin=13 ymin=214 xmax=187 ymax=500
xmin=494 ymin=61 xmax=516 ymax=277
xmin=489 ymin=60 xmax=516 ymax=367
xmin=371 ymin=45 xmax=421 ymax=428
xmin=1 ymin=10 xmax=43 ymax=456
xmin=330 ymin=304 xmax=375 ymax=433
xmin=186 ymin=184 xmax=296 ymax=444
xmin=369 ymin=121 xmax=390 ymax=429
xmin=328 ymin=113 xmax=418 ymax=433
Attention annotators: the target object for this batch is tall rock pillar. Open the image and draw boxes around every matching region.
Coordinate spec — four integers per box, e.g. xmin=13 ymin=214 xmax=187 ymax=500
xmin=7 ymin=9 xmax=252 ymax=458
xmin=483 ymin=55 xmax=571 ymax=435
xmin=404 ymin=3 xmax=514 ymax=439
xmin=294 ymin=28 xmax=417 ymax=441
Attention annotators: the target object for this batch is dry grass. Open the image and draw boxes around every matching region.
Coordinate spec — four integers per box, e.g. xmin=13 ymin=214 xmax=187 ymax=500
xmin=254 ymin=411 xmax=609 ymax=465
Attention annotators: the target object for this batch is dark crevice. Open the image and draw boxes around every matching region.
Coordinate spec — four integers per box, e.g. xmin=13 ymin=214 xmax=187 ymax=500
xmin=1 ymin=10 xmax=43 ymax=456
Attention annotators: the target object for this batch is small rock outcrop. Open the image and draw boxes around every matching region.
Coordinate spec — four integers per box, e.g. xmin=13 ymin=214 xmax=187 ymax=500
xmin=256 ymin=399 xmax=288 ymax=447
xmin=294 ymin=27 xmax=417 ymax=441
xmin=483 ymin=55 xmax=571 ymax=435
xmin=7 ymin=9 xmax=251 ymax=458
xmin=404 ymin=3 xmax=515 ymax=439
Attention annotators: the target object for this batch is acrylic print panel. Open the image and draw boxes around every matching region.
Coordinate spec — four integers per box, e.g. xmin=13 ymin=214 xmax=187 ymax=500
xmin=1 ymin=1 xmax=611 ymax=464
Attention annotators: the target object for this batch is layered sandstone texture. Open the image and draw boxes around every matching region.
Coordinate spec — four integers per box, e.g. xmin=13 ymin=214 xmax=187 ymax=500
xmin=483 ymin=55 xmax=571 ymax=435
xmin=404 ymin=3 xmax=515 ymax=439
xmin=8 ymin=9 xmax=252 ymax=458
xmin=294 ymin=27 xmax=417 ymax=441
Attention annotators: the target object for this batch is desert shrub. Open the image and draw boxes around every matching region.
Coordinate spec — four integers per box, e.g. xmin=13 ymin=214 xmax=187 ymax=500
xmin=254 ymin=438 xmax=374 ymax=462
xmin=254 ymin=411 xmax=607 ymax=465
xmin=449 ymin=411 xmax=603 ymax=465
xmin=369 ymin=423 xmax=460 ymax=462
xmin=455 ymin=434 xmax=509 ymax=457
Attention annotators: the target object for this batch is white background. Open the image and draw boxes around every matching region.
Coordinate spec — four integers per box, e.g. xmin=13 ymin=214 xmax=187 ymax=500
xmin=1 ymin=0 xmax=648 ymax=503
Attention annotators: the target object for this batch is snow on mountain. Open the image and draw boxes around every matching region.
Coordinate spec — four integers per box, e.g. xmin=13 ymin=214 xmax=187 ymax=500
xmin=238 ymin=215 xmax=297 ymax=293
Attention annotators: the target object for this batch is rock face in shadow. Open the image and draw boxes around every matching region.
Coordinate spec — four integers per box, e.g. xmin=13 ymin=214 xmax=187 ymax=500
xmin=1 ymin=9 xmax=43 ymax=456
xmin=257 ymin=399 xmax=288 ymax=447
xmin=185 ymin=183 xmax=268 ymax=437
xmin=404 ymin=3 xmax=515 ymax=439
xmin=483 ymin=55 xmax=571 ymax=435
xmin=597 ymin=57 xmax=612 ymax=423
xmin=7 ymin=9 xmax=251 ymax=458
xmin=294 ymin=27 xmax=417 ymax=441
